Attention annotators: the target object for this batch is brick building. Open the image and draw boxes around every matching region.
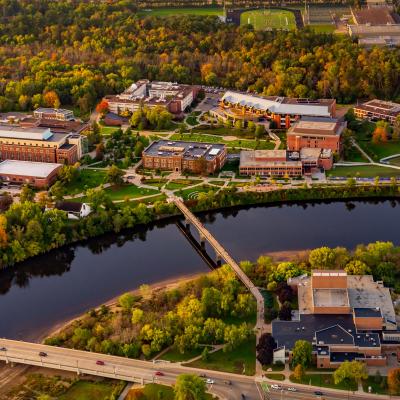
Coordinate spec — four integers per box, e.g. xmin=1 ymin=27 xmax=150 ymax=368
xmin=0 ymin=125 xmax=79 ymax=164
xmin=142 ymin=140 xmax=227 ymax=174
xmin=105 ymin=80 xmax=200 ymax=118
xmin=33 ymin=108 xmax=75 ymax=121
xmin=272 ymin=270 xmax=399 ymax=368
xmin=354 ymin=99 xmax=400 ymax=124
xmin=0 ymin=160 xmax=61 ymax=188
xmin=287 ymin=117 xmax=345 ymax=154
xmin=215 ymin=91 xmax=336 ymax=129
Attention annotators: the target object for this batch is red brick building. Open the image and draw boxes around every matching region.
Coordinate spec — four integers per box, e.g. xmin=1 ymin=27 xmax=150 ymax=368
xmin=0 ymin=160 xmax=61 ymax=188
xmin=0 ymin=125 xmax=79 ymax=164
xmin=286 ymin=117 xmax=345 ymax=154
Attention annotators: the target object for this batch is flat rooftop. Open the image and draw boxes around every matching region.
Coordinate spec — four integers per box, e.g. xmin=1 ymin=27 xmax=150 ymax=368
xmin=143 ymin=140 xmax=225 ymax=161
xmin=315 ymin=324 xmax=354 ymax=346
xmin=0 ymin=160 xmax=61 ymax=178
xmin=221 ymin=91 xmax=334 ymax=117
xmin=240 ymin=150 xmax=302 ymax=168
xmin=354 ymin=307 xmax=382 ymax=318
xmin=272 ymin=314 xmax=355 ymax=350
xmin=0 ymin=125 xmax=53 ymax=141
xmin=353 ymin=7 xmax=397 ymax=25
xmin=347 ymin=275 xmax=397 ymax=328
xmin=355 ymin=99 xmax=400 ymax=116
xmin=288 ymin=117 xmax=344 ymax=137
xmin=34 ymin=107 xmax=73 ymax=115
xmin=349 ymin=24 xmax=400 ymax=36
xmin=313 ymin=288 xmax=350 ymax=308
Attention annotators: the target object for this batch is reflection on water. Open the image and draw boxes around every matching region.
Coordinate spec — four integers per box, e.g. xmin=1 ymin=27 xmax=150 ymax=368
xmin=0 ymin=199 xmax=399 ymax=340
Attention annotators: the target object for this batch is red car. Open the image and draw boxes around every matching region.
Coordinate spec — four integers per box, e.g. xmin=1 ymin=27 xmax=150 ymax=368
xmin=96 ymin=360 xmax=105 ymax=366
xmin=155 ymin=371 xmax=164 ymax=376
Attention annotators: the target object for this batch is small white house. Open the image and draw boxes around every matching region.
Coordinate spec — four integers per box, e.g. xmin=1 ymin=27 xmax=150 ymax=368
xmin=54 ymin=201 xmax=92 ymax=220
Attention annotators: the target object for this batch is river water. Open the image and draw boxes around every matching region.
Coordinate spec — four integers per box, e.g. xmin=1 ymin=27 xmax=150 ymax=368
xmin=0 ymin=199 xmax=399 ymax=340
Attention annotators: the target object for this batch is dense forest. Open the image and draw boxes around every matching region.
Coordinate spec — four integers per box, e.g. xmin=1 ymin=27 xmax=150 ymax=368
xmin=0 ymin=0 xmax=399 ymax=114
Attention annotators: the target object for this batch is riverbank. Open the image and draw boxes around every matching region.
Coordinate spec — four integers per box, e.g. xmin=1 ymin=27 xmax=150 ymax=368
xmin=43 ymin=272 xmax=204 ymax=344
xmin=1 ymin=183 xmax=400 ymax=270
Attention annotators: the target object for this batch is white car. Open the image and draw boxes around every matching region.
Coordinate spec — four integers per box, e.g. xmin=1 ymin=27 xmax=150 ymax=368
xmin=206 ymin=378 xmax=214 ymax=384
xmin=287 ymin=387 xmax=297 ymax=392
xmin=271 ymin=384 xmax=282 ymax=390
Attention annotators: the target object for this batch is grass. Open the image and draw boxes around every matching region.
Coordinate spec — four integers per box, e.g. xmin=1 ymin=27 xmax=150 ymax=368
xmin=208 ymin=180 xmax=225 ymax=186
xmin=240 ymin=9 xmax=296 ymax=30
xmin=142 ymin=178 xmax=168 ymax=187
xmin=186 ymin=336 xmax=256 ymax=376
xmin=290 ymin=373 xmax=357 ymax=391
xmin=170 ymin=133 xmax=274 ymax=150
xmin=309 ymin=24 xmax=336 ymax=33
xmin=160 ymin=346 xmax=210 ymax=362
xmin=263 ymin=363 xmax=285 ymax=372
xmin=345 ymin=146 xmax=368 ymax=162
xmin=128 ymin=383 xmax=215 ymax=400
xmin=164 ymin=179 xmax=202 ymax=190
xmin=59 ymin=380 xmax=117 ymax=400
xmin=362 ymin=376 xmax=388 ymax=394
xmin=265 ymin=373 xmax=285 ymax=381
xmin=104 ymin=184 xmax=159 ymax=201
xmin=100 ymin=126 xmax=121 ymax=136
xmin=138 ymin=7 xmax=223 ymax=17
xmin=327 ymin=165 xmax=400 ymax=178
xmin=128 ymin=193 xmax=167 ymax=206
xmin=64 ymin=169 xmax=107 ymax=195
xmin=389 ymin=156 xmax=400 ymax=166
xmin=179 ymin=185 xmax=217 ymax=200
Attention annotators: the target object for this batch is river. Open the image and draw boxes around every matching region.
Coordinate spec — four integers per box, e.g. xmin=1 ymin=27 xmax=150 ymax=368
xmin=0 ymin=199 xmax=399 ymax=340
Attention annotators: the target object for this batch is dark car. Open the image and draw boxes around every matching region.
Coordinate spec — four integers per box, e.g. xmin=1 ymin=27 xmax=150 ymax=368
xmin=39 ymin=352 xmax=47 ymax=357
xmin=314 ymin=391 xmax=324 ymax=396
xmin=96 ymin=360 xmax=105 ymax=366
xmin=155 ymin=371 xmax=164 ymax=376
xmin=0 ymin=347 xmax=6 ymax=351
xmin=199 ymin=373 xmax=206 ymax=378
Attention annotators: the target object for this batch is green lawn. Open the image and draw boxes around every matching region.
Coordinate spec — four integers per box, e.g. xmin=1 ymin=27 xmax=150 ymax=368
xmin=179 ymin=185 xmax=218 ymax=200
xmin=104 ymin=184 xmax=159 ymax=200
xmin=100 ymin=126 xmax=121 ymax=136
xmin=208 ymin=180 xmax=225 ymax=186
xmin=160 ymin=346 xmax=210 ymax=362
xmin=142 ymin=178 xmax=168 ymax=187
xmin=59 ymin=381 xmax=118 ymax=400
xmin=64 ymin=169 xmax=107 ymax=195
xmin=265 ymin=373 xmax=285 ymax=381
xmin=138 ymin=7 xmax=223 ymax=17
xmin=327 ymin=165 xmax=400 ymax=178
xmin=240 ymin=9 xmax=296 ymax=30
xmin=185 ymin=336 xmax=256 ymax=376
xmin=193 ymin=126 xmax=257 ymax=139
xmin=290 ymin=373 xmax=357 ymax=391
xmin=389 ymin=156 xmax=400 ymax=166
xmin=362 ymin=376 xmax=389 ymax=395
xmin=165 ymin=179 xmax=202 ymax=190
xmin=309 ymin=24 xmax=336 ymax=33
xmin=170 ymin=133 xmax=274 ymax=150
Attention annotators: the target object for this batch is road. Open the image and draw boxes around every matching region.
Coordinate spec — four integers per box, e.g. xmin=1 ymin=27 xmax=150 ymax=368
xmin=0 ymin=339 xmax=261 ymax=399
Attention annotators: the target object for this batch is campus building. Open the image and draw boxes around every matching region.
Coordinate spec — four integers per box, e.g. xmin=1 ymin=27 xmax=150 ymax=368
xmin=348 ymin=7 xmax=400 ymax=47
xmin=213 ymin=91 xmax=336 ymax=128
xmin=0 ymin=125 xmax=80 ymax=165
xmin=239 ymin=148 xmax=333 ymax=177
xmin=142 ymin=140 xmax=227 ymax=174
xmin=354 ymin=99 xmax=400 ymax=124
xmin=0 ymin=160 xmax=62 ymax=188
xmin=33 ymin=108 xmax=75 ymax=121
xmin=272 ymin=270 xmax=399 ymax=368
xmin=105 ymin=80 xmax=200 ymax=117
xmin=286 ymin=117 xmax=345 ymax=154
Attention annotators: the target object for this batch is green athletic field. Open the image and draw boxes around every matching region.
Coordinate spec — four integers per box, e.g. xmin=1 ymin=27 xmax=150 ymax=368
xmin=138 ymin=7 xmax=223 ymax=17
xmin=240 ymin=9 xmax=296 ymax=30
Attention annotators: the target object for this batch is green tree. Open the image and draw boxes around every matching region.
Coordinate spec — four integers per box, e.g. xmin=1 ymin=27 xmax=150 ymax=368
xmin=49 ymin=181 xmax=65 ymax=201
xmin=344 ymin=259 xmax=370 ymax=275
xmin=106 ymin=165 xmax=124 ymax=185
xmin=333 ymin=360 xmax=367 ymax=387
xmin=291 ymin=340 xmax=312 ymax=368
xmin=174 ymin=374 xmax=207 ymax=400
xmin=255 ymin=124 xmax=265 ymax=138
xmin=19 ymin=185 xmax=35 ymax=203
xmin=118 ymin=292 xmax=135 ymax=311
xmin=388 ymin=368 xmax=400 ymax=395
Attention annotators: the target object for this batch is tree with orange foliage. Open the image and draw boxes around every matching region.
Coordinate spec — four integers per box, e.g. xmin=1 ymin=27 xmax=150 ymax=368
xmin=372 ymin=121 xmax=389 ymax=144
xmin=96 ymin=99 xmax=109 ymax=115
xmin=0 ymin=215 xmax=7 ymax=248
xmin=43 ymin=91 xmax=60 ymax=108
xmin=388 ymin=368 xmax=400 ymax=395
